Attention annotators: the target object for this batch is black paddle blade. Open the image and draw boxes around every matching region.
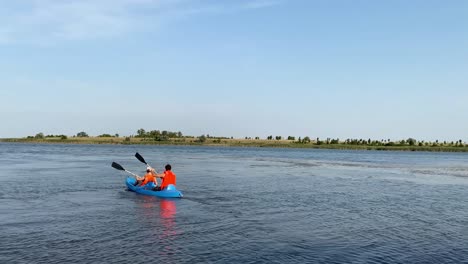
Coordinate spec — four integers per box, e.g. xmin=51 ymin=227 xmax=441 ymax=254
xmin=135 ymin=152 xmax=147 ymax=165
xmin=111 ymin=162 xmax=125 ymax=171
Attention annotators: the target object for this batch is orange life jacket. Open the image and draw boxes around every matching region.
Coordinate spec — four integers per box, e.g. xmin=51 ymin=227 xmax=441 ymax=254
xmin=160 ymin=170 xmax=176 ymax=189
xmin=140 ymin=172 xmax=156 ymax=186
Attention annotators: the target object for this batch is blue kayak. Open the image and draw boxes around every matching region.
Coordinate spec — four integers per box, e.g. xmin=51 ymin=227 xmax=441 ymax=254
xmin=125 ymin=177 xmax=183 ymax=198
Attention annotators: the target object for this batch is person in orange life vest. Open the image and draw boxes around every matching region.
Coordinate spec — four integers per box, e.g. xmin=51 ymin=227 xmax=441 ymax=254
xmin=134 ymin=166 xmax=158 ymax=187
xmin=152 ymin=164 xmax=176 ymax=191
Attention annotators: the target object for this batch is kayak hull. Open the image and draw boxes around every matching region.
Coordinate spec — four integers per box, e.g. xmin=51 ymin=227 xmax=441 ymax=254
xmin=125 ymin=177 xmax=183 ymax=198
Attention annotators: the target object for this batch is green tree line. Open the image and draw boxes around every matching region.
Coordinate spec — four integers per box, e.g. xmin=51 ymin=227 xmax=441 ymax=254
xmin=23 ymin=131 xmax=466 ymax=148
xmin=135 ymin=129 xmax=183 ymax=141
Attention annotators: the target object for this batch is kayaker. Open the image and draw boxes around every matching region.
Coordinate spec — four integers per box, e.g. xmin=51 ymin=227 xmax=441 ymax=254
xmin=134 ymin=166 xmax=157 ymax=187
xmin=152 ymin=164 xmax=176 ymax=191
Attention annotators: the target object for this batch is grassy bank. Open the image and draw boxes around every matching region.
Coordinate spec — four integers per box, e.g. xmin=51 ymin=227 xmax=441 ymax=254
xmin=2 ymin=137 xmax=468 ymax=152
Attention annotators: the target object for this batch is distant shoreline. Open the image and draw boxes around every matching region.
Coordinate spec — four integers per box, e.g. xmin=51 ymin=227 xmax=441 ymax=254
xmin=2 ymin=137 xmax=468 ymax=153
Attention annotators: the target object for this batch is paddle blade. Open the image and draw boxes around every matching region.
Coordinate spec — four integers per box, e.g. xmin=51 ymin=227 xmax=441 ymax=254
xmin=135 ymin=152 xmax=147 ymax=165
xmin=111 ymin=162 xmax=125 ymax=171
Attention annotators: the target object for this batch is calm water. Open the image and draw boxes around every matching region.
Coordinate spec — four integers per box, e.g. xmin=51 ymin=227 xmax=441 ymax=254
xmin=1 ymin=143 xmax=468 ymax=263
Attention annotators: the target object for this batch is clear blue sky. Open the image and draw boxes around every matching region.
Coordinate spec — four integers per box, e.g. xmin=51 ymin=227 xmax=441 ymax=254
xmin=1 ymin=0 xmax=467 ymax=141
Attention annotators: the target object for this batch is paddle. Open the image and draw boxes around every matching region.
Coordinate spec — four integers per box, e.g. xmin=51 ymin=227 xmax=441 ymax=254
xmin=135 ymin=152 xmax=152 ymax=168
xmin=134 ymin=152 xmax=159 ymax=185
xmin=111 ymin=162 xmax=139 ymax=178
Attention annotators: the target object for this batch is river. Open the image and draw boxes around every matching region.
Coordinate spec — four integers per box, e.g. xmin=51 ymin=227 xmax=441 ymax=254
xmin=1 ymin=143 xmax=468 ymax=263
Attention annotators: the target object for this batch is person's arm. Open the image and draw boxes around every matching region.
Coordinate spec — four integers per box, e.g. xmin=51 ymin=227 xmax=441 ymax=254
xmin=151 ymin=171 xmax=159 ymax=185
xmin=154 ymin=172 xmax=165 ymax=178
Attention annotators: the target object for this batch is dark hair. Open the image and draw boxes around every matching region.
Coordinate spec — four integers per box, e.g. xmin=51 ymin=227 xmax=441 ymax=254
xmin=165 ymin=164 xmax=171 ymax=171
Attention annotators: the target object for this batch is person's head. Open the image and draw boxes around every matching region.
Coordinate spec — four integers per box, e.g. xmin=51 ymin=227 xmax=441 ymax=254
xmin=146 ymin=166 xmax=151 ymax=173
xmin=165 ymin=164 xmax=171 ymax=171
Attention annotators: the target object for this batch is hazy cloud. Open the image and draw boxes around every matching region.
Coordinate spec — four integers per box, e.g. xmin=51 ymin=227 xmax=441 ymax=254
xmin=243 ymin=0 xmax=282 ymax=9
xmin=0 ymin=0 xmax=282 ymax=45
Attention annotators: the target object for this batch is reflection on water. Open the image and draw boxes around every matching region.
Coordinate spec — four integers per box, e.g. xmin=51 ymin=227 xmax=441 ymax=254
xmin=137 ymin=196 xmax=178 ymax=239
xmin=158 ymin=199 xmax=178 ymax=259
xmin=160 ymin=199 xmax=177 ymax=219
xmin=134 ymin=196 xmax=179 ymax=260
xmin=160 ymin=199 xmax=177 ymax=237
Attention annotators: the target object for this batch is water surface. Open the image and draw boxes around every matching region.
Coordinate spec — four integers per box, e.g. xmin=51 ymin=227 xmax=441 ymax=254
xmin=1 ymin=143 xmax=468 ymax=263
